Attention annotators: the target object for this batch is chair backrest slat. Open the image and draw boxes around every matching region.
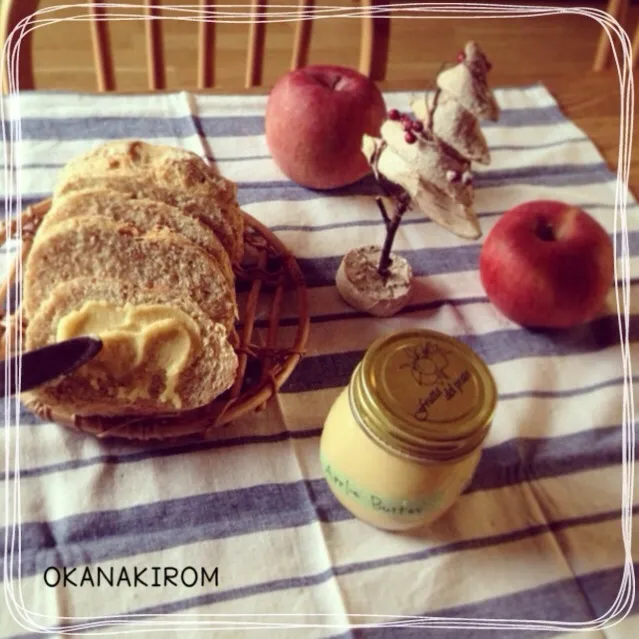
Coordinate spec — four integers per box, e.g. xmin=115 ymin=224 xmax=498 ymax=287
xmin=145 ymin=0 xmax=166 ymax=90
xmin=359 ymin=0 xmax=390 ymax=81
xmin=89 ymin=2 xmax=116 ymax=92
xmin=291 ymin=0 xmax=314 ymax=70
xmin=593 ymin=0 xmax=630 ymax=71
xmin=245 ymin=0 xmax=267 ymax=88
xmin=1 ymin=0 xmax=392 ymax=93
xmin=0 ymin=0 xmax=38 ymax=92
xmin=198 ymin=0 xmax=216 ymax=89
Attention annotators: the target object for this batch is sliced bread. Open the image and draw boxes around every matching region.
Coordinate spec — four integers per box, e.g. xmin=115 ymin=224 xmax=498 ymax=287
xmin=54 ymin=140 xmax=244 ymax=264
xmin=23 ymin=217 xmax=237 ymax=331
xmin=36 ymin=188 xmax=234 ymax=286
xmin=24 ymin=277 xmax=238 ymax=416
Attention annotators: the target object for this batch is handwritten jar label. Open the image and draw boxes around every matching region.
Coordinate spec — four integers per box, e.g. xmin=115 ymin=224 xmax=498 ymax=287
xmin=321 ymin=453 xmax=443 ymax=517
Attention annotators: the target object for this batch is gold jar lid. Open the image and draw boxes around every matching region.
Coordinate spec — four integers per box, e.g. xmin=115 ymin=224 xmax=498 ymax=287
xmin=349 ymin=329 xmax=497 ymax=463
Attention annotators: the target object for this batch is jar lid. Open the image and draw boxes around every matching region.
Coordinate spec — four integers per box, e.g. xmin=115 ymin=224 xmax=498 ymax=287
xmin=349 ymin=329 xmax=497 ymax=462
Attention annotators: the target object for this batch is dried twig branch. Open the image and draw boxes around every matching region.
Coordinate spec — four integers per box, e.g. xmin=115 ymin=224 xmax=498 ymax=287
xmin=377 ymin=192 xmax=411 ymax=277
xmin=375 ymin=197 xmax=391 ymax=229
xmin=425 ymin=61 xmax=447 ymax=134
xmin=427 ymin=88 xmax=442 ymax=135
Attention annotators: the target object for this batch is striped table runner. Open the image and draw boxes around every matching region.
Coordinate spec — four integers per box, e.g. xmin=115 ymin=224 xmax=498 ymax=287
xmin=0 ymin=85 xmax=637 ymax=638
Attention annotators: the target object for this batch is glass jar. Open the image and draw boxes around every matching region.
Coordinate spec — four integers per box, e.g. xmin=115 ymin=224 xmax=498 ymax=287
xmin=320 ymin=328 xmax=497 ymax=532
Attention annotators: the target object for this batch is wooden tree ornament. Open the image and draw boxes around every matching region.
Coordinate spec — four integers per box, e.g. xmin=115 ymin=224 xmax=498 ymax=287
xmin=336 ymin=41 xmax=500 ymax=317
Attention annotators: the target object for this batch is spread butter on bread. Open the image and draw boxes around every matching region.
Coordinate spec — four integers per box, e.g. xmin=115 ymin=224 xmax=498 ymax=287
xmin=24 ymin=277 xmax=238 ymax=416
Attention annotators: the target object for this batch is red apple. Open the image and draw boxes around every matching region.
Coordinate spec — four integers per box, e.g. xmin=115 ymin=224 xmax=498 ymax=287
xmin=479 ymin=200 xmax=614 ymax=328
xmin=265 ymin=65 xmax=387 ymax=190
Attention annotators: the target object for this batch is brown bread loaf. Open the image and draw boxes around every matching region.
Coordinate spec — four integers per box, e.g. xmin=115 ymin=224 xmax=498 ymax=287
xmin=54 ymin=140 xmax=244 ymax=264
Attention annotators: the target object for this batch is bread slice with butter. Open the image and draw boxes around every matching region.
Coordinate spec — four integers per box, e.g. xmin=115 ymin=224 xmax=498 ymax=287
xmin=23 ymin=216 xmax=237 ymax=332
xmin=53 ymin=140 xmax=244 ymax=265
xmin=36 ymin=188 xmax=234 ymax=287
xmin=24 ymin=277 xmax=238 ymax=417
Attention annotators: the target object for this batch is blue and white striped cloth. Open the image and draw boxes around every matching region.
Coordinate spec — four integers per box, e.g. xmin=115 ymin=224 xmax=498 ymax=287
xmin=0 ymin=85 xmax=637 ymax=637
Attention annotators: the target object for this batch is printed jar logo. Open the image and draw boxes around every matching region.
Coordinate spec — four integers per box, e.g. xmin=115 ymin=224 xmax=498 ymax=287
xmin=400 ymin=341 xmax=472 ymax=422
xmin=401 ymin=342 xmax=453 ymax=387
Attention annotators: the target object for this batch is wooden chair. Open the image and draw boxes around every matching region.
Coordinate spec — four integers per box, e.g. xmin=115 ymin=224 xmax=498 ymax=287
xmin=0 ymin=0 xmax=390 ymax=93
xmin=593 ymin=0 xmax=639 ymax=71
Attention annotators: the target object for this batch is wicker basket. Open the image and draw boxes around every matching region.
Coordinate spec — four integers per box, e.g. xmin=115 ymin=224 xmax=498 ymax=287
xmin=0 ymin=198 xmax=310 ymax=441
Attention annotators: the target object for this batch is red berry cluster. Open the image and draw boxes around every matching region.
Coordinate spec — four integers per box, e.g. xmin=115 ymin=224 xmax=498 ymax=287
xmin=387 ymin=108 xmax=424 ymax=145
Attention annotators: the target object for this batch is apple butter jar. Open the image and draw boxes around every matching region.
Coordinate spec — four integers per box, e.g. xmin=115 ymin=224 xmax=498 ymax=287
xmin=320 ymin=328 xmax=497 ymax=531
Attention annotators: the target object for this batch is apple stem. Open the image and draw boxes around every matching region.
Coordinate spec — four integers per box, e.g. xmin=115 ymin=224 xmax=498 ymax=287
xmin=535 ymin=218 xmax=556 ymax=242
xmin=377 ymin=195 xmax=410 ymax=277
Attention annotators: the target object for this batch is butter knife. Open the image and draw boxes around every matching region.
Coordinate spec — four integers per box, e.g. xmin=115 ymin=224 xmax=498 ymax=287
xmin=0 ymin=336 xmax=103 ymax=398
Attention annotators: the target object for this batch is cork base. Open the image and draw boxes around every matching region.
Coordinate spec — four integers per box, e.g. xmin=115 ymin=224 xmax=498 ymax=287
xmin=335 ymin=245 xmax=414 ymax=318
